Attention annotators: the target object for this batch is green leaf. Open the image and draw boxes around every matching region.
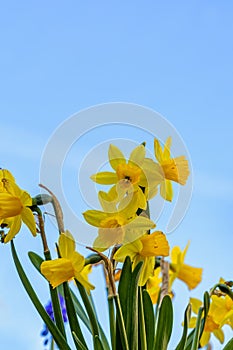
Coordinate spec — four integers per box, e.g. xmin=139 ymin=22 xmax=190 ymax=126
xmin=94 ymin=335 xmax=105 ymax=350
xmin=63 ymin=282 xmax=88 ymax=349
xmin=75 ymin=280 xmax=100 ymax=338
xmin=175 ymin=304 xmax=191 ymax=350
xmin=114 ymin=294 xmax=129 ymax=350
xmin=28 ymin=251 xmax=44 ymax=273
xmin=108 ymin=296 xmax=116 ymax=350
xmin=154 ymin=295 xmax=173 ymax=350
xmin=142 ymin=290 xmax=155 ymax=350
xmin=72 ymin=332 xmax=89 ymax=350
xmin=127 ymin=260 xmax=143 ymax=350
xmin=185 ymin=292 xmax=210 ymax=350
xmin=223 ymin=337 xmax=233 ymax=349
xmin=116 ymin=256 xmax=132 ymax=350
xmin=117 ymin=257 xmax=143 ymax=350
xmin=138 ymin=288 xmax=147 ymax=350
xmin=190 ymin=307 xmax=203 ymax=350
xmin=11 ymin=241 xmax=71 ymax=350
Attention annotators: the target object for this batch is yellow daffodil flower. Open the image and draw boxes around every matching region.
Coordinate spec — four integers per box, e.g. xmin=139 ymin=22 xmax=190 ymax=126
xmin=169 ymin=242 xmax=202 ymax=291
xmin=114 ymin=231 xmax=169 ymax=286
xmin=154 ymin=137 xmax=190 ymax=201
xmin=209 ymin=279 xmax=233 ymax=329
xmin=41 ymin=231 xmax=94 ymax=293
xmin=0 ymin=169 xmax=37 ymax=243
xmin=83 ymin=190 xmax=155 ymax=251
xmin=91 ymin=144 xmax=162 ymax=209
xmin=189 ymin=297 xmax=225 ymax=347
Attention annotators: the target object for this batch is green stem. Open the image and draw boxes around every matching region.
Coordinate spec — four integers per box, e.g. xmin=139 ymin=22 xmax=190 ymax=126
xmin=76 ymin=279 xmax=100 ymax=337
xmin=108 ymin=295 xmax=116 ymax=350
xmin=35 ymin=206 xmax=66 ymax=340
xmin=190 ymin=307 xmax=203 ymax=350
xmin=63 ymin=282 xmax=88 ymax=349
xmin=138 ymin=287 xmax=147 ymax=350
xmin=114 ymin=294 xmax=129 ymax=350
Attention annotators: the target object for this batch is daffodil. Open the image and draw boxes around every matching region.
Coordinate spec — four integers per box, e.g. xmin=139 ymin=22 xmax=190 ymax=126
xmin=41 ymin=231 xmax=94 ymax=293
xmin=91 ymin=144 xmax=162 ymax=209
xmin=0 ymin=170 xmax=37 ymax=243
xmin=83 ymin=189 xmax=155 ymax=251
xmin=114 ymin=231 xmax=169 ymax=286
xmin=189 ymin=297 xmax=225 ymax=347
xmin=154 ymin=137 xmax=190 ymax=201
xmin=169 ymin=242 xmax=202 ymax=291
xmin=209 ymin=279 xmax=233 ymax=329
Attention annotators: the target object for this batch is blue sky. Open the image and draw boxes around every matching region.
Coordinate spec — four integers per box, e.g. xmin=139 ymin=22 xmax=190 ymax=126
xmin=0 ymin=1 xmax=233 ymax=349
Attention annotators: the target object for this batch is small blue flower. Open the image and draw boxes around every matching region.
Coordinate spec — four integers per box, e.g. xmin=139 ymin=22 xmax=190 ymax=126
xmin=40 ymin=294 xmax=68 ymax=349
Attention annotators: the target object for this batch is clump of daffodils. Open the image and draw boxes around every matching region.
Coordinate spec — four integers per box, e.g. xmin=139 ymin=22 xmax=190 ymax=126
xmin=1 ymin=137 xmax=232 ymax=350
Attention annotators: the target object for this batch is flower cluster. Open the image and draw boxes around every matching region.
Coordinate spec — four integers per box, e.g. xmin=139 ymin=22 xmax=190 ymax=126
xmin=1 ymin=137 xmax=233 ymax=350
xmin=189 ymin=279 xmax=233 ymax=347
xmin=83 ymin=139 xmax=190 ymax=288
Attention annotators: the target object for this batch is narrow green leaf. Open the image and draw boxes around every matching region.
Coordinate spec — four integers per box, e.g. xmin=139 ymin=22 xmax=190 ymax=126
xmin=154 ymin=295 xmax=173 ymax=350
xmin=94 ymin=335 xmax=105 ymax=350
xmin=89 ymin=293 xmax=111 ymax=350
xmin=72 ymin=332 xmax=89 ymax=350
xmin=223 ymin=337 xmax=233 ymax=349
xmin=118 ymin=256 xmax=132 ymax=321
xmin=175 ymin=304 xmax=192 ymax=350
xmin=28 ymin=251 xmax=44 ymax=272
xmin=11 ymin=241 xmax=71 ymax=350
xmin=76 ymin=279 xmax=99 ymax=337
xmin=138 ymin=287 xmax=147 ymax=350
xmin=70 ymin=288 xmax=92 ymax=332
xmin=127 ymin=261 xmax=143 ymax=350
xmin=68 ymin=287 xmax=110 ymax=350
xmin=142 ymin=290 xmax=155 ymax=350
xmin=114 ymin=294 xmax=129 ymax=350
xmin=63 ymin=282 xmax=88 ymax=349
xmin=190 ymin=306 xmax=203 ymax=350
xmin=185 ymin=292 xmax=210 ymax=350
xmin=116 ymin=256 xmax=132 ymax=350
xmin=108 ymin=296 xmax=116 ymax=350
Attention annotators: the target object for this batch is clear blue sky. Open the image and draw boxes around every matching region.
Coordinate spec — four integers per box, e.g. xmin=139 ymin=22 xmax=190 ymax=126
xmin=0 ymin=1 xmax=233 ymax=349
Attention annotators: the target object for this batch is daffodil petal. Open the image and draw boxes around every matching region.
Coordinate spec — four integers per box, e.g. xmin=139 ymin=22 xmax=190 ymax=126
xmin=59 ymin=231 xmax=76 ymax=259
xmin=20 ymin=190 xmax=32 ymax=207
xmin=4 ymin=215 xmax=22 ymax=243
xmin=138 ymin=256 xmax=155 ymax=286
xmin=98 ymin=190 xmax=117 ymax=213
xmin=124 ymin=216 xmax=155 ymax=244
xmin=83 ymin=210 xmax=110 ymax=227
xmin=21 ymin=207 xmax=37 ymax=236
xmin=114 ymin=239 xmax=143 ymax=262
xmin=188 ymin=316 xmax=198 ymax=328
xmin=128 ymin=145 xmax=145 ymax=167
xmin=190 ymin=298 xmax=203 ymax=314
xmin=108 ymin=144 xmax=126 ymax=170
xmin=213 ymin=329 xmax=224 ymax=344
xmin=41 ymin=258 xmax=74 ymax=288
xmin=75 ymin=264 xmax=95 ymax=294
xmin=163 ymin=137 xmax=172 ymax=160
xmin=90 ymin=172 xmax=118 ymax=185
xmin=154 ymin=139 xmax=163 ymax=163
xmin=160 ymin=179 xmax=173 ymax=201
xmin=200 ymin=331 xmax=210 ymax=348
